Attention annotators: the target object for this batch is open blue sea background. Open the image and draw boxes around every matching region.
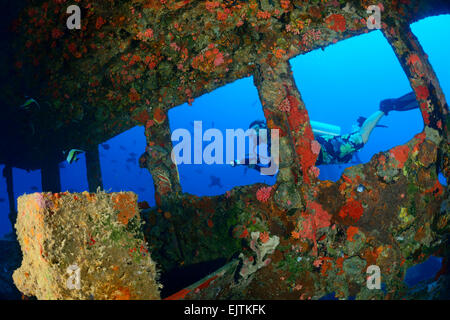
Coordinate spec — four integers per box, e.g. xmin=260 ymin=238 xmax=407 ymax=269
xmin=1 ymin=15 xmax=449 ymax=292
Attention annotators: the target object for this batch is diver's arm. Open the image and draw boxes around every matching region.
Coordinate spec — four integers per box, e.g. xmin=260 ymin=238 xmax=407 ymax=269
xmin=360 ymin=110 xmax=385 ymax=144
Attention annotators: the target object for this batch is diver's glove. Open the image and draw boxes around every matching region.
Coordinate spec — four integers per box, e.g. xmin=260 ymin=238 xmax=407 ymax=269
xmin=229 ymin=160 xmax=241 ymax=167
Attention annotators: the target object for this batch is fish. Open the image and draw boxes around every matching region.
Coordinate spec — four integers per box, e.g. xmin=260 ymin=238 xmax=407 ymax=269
xmin=357 ymin=116 xmax=388 ymax=128
xmin=20 ymin=98 xmax=40 ymax=110
xmin=138 ymin=187 xmax=146 ymax=192
xmin=101 ymin=143 xmax=110 ymax=150
xmin=129 ymin=152 xmax=137 ymax=157
xmin=0 ymin=198 xmax=5 ymax=203
xmin=30 ymin=186 xmax=39 ymax=191
xmin=138 ymin=201 xmax=150 ymax=209
xmin=59 ymin=162 xmax=66 ymax=169
xmin=126 ymin=158 xmax=136 ymax=163
xmin=209 ymin=175 xmax=223 ymax=188
xmin=356 ymin=184 xmax=365 ymax=193
xmin=120 ymin=145 xmax=126 ymax=151
xmin=65 ymin=149 xmax=84 ymax=164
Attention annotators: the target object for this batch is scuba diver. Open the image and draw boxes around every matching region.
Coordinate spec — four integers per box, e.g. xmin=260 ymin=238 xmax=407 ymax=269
xmin=230 ymin=91 xmax=419 ymax=175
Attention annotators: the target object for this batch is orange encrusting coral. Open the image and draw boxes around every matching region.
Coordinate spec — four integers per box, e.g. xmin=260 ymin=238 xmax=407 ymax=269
xmin=112 ymin=193 xmax=138 ymax=225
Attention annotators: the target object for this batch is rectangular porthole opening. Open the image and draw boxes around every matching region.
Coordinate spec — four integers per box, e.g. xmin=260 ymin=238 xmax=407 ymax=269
xmin=290 ymin=31 xmax=423 ymax=182
xmin=168 ymin=77 xmax=277 ymax=197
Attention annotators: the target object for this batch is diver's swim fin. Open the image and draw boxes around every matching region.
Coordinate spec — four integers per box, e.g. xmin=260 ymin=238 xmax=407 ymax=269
xmin=380 ymin=91 xmax=419 ymax=115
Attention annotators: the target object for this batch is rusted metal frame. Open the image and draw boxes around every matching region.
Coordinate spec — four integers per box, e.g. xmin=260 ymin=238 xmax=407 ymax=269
xmin=142 ymin=111 xmax=182 ymax=206
xmin=253 ymin=60 xmax=319 ymax=187
xmin=85 ymin=145 xmax=103 ymax=192
xmin=382 ymin=23 xmax=449 ymax=180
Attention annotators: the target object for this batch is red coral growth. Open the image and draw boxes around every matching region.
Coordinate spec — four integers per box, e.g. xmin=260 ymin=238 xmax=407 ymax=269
xmin=164 ymin=288 xmax=191 ymax=300
xmin=153 ymin=108 xmax=166 ymax=124
xmin=191 ymin=46 xmax=227 ymax=73
xmin=51 ymin=28 xmax=63 ymax=39
xmin=260 ymin=231 xmax=269 ymax=243
xmin=256 ymin=186 xmax=272 ymax=202
xmin=137 ymin=28 xmax=154 ymax=41
xmin=424 ymin=180 xmax=444 ymax=196
xmin=132 ymin=110 xmax=150 ymax=124
xmin=287 ymin=107 xmax=308 ymax=132
xmin=128 ymin=87 xmax=140 ymax=102
xmin=415 ymin=85 xmax=429 ymax=100
xmin=205 ymin=1 xmax=220 ymax=12
xmin=390 ymin=145 xmax=410 ymax=169
xmin=338 ymin=199 xmax=364 ymax=223
xmin=298 ymin=201 xmax=331 ymax=241
xmin=257 ymin=11 xmax=271 ymax=19
xmin=347 ymin=226 xmax=359 ymax=241
xmin=96 ymin=17 xmax=106 ymax=30
xmin=295 ymin=135 xmax=318 ymax=183
xmin=325 ymin=14 xmax=346 ymax=32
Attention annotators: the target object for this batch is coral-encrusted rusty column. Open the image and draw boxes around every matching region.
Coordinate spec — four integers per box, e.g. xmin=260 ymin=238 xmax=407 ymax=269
xmin=41 ymin=159 xmax=61 ymax=193
xmin=253 ymin=61 xmax=320 ymax=208
xmin=86 ymin=146 xmax=103 ymax=192
xmin=139 ymin=108 xmax=181 ymax=207
xmin=382 ymin=24 xmax=449 ymax=178
xmin=2 ymin=165 xmax=16 ymax=226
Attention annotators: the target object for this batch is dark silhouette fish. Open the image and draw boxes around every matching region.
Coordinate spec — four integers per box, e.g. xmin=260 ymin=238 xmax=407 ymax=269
xmin=59 ymin=162 xmax=66 ymax=169
xmin=120 ymin=145 xmax=127 ymax=151
xmin=101 ymin=143 xmax=110 ymax=150
xmin=30 ymin=186 xmax=39 ymax=191
xmin=138 ymin=201 xmax=150 ymax=209
xmin=0 ymin=198 xmax=5 ymax=203
xmin=209 ymin=175 xmax=223 ymax=188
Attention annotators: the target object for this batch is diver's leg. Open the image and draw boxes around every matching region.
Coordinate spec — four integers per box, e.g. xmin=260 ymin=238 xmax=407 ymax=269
xmin=360 ymin=110 xmax=385 ymax=144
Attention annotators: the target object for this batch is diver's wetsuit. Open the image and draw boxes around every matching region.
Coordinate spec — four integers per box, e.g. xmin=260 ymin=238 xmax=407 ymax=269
xmin=234 ymin=124 xmax=362 ymax=173
xmin=240 ymin=129 xmax=364 ymax=169
xmin=315 ymin=131 xmax=364 ymax=165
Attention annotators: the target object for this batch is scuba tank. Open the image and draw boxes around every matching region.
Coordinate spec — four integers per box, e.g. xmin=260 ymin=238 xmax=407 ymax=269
xmin=310 ymin=120 xmax=341 ymax=137
xmin=249 ymin=119 xmax=341 ymax=137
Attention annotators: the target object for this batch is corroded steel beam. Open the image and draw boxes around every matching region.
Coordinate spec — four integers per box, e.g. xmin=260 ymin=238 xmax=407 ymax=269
xmin=1 ymin=0 xmax=449 ymax=169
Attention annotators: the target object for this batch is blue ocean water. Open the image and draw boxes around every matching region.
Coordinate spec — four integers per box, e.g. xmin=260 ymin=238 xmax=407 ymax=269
xmin=0 ymin=17 xmax=449 ymax=289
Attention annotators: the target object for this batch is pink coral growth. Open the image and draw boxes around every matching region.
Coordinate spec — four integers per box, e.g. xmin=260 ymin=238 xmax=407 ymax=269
xmin=256 ymin=187 xmax=272 ymax=203
xmin=309 ymin=166 xmax=320 ymax=178
xmin=302 ymin=29 xmax=321 ymax=48
xmin=278 ymin=97 xmax=291 ymax=112
xmin=311 ymin=140 xmax=321 ymax=155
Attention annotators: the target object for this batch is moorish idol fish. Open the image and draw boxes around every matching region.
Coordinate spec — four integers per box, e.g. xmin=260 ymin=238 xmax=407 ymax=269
xmin=20 ymin=98 xmax=40 ymax=110
xmin=65 ymin=149 xmax=84 ymax=164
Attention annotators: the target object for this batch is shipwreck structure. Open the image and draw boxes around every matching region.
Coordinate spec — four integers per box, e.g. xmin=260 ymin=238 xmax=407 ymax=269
xmin=1 ymin=0 xmax=449 ymax=299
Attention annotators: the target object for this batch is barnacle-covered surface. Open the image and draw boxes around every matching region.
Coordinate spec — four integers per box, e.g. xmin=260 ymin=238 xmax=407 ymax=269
xmin=1 ymin=0 xmax=449 ymax=299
